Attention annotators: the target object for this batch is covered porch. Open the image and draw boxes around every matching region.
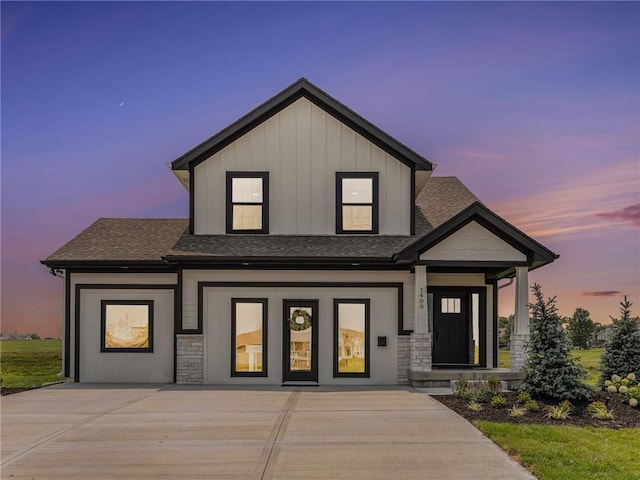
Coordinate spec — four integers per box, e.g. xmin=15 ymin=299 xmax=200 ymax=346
xmin=396 ymin=203 xmax=558 ymax=387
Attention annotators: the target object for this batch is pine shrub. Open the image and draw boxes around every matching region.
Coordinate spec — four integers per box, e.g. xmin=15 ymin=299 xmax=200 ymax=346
xmin=521 ymin=284 xmax=592 ymax=402
xmin=600 ymin=297 xmax=640 ymax=384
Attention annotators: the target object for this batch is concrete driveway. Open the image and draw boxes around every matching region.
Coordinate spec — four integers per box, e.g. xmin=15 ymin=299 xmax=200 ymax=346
xmin=1 ymin=384 xmax=535 ymax=479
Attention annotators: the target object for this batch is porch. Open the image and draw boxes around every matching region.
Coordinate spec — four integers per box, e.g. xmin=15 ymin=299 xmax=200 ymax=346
xmin=408 ymin=368 xmax=523 ymax=389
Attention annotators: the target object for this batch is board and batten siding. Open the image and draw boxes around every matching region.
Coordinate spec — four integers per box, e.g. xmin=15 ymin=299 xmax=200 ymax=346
xmin=68 ymin=272 xmax=177 ymax=381
xmin=202 ymin=285 xmax=398 ymax=385
xmin=420 ymin=221 xmax=527 ymax=262
xmin=181 ymin=269 xmax=414 ymax=332
xmin=194 ymin=97 xmax=412 ymax=235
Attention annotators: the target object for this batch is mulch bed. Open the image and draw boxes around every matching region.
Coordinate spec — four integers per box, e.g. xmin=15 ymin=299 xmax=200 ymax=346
xmin=434 ymin=390 xmax=640 ymax=428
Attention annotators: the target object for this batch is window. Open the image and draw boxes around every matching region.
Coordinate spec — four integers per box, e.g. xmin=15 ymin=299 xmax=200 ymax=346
xmin=226 ymin=172 xmax=269 ymax=233
xmin=231 ymin=299 xmax=267 ymax=376
xmin=441 ymin=297 xmax=461 ymax=313
xmin=334 ymin=299 xmax=370 ymax=377
xmin=336 ymin=173 xmax=379 ymax=233
xmin=101 ymin=300 xmax=153 ymax=352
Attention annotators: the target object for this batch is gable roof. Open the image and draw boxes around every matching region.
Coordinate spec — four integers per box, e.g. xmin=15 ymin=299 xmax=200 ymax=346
xmin=397 ymin=201 xmax=558 ymax=269
xmin=41 ymin=218 xmax=188 ymax=267
xmin=170 ymin=78 xmax=433 ymax=172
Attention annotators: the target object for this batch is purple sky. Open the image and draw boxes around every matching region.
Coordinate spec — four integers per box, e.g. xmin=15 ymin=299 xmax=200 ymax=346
xmin=2 ymin=2 xmax=639 ymax=338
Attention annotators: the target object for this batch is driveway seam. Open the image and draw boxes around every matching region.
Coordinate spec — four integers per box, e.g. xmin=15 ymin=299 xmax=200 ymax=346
xmin=258 ymin=388 xmax=300 ymax=480
xmin=1 ymin=388 xmax=160 ymax=468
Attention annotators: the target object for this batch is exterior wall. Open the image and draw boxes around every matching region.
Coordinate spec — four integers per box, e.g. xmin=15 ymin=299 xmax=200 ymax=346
xmin=182 ymin=269 xmax=413 ymax=331
xmin=420 ymin=221 xmax=527 ymax=262
xmin=201 ymin=283 xmax=399 ymax=385
xmin=78 ymin=287 xmax=174 ymax=382
xmin=69 ymin=272 xmax=177 ymax=382
xmin=193 ymin=97 xmax=412 ymax=235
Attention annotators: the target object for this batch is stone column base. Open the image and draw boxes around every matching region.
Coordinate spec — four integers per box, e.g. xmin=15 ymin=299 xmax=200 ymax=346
xmin=176 ymin=334 xmax=203 ymax=384
xmin=409 ymin=332 xmax=432 ymax=380
xmin=510 ymin=333 xmax=530 ymax=372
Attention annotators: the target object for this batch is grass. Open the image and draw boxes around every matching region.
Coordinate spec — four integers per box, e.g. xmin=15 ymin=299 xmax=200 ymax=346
xmin=0 ymin=339 xmax=63 ymax=389
xmin=498 ymin=347 xmax=603 ymax=385
xmin=475 ymin=422 xmax=640 ymax=480
xmin=572 ymin=348 xmax=603 ymax=386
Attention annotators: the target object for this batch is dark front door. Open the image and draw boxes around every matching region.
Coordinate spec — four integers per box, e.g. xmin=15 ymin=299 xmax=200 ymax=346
xmin=283 ymin=300 xmax=319 ymax=382
xmin=433 ymin=292 xmax=469 ymax=365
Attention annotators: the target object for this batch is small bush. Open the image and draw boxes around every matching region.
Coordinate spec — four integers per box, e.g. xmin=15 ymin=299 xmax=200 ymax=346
xmin=491 ymin=394 xmax=507 ymax=408
xmin=524 ymin=400 xmax=539 ymax=412
xmin=587 ymin=401 xmax=613 ymax=420
xmin=454 ymin=378 xmax=469 ymax=398
xmin=508 ymin=405 xmax=525 ymax=417
xmin=516 ymin=391 xmax=531 ymax=404
xmin=467 ymin=401 xmax=483 ymax=412
xmin=469 ymin=387 xmax=490 ymax=403
xmin=486 ymin=375 xmax=502 ymax=391
xmin=546 ymin=403 xmax=571 ymax=420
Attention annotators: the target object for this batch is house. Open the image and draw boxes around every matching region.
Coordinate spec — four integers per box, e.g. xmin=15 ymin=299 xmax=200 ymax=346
xmin=41 ymin=78 xmax=557 ymax=386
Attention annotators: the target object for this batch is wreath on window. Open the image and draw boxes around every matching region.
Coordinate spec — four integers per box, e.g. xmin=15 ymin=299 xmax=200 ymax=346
xmin=289 ymin=309 xmax=312 ymax=331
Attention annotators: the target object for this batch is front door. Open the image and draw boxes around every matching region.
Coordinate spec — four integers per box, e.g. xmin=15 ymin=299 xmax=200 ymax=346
xmin=433 ymin=292 xmax=469 ymax=365
xmin=283 ymin=300 xmax=318 ymax=382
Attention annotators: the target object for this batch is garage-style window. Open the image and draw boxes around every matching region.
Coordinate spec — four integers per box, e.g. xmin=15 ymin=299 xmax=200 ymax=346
xmin=336 ymin=172 xmax=379 ymax=233
xmin=334 ymin=299 xmax=370 ymax=377
xmin=231 ymin=299 xmax=268 ymax=376
xmin=226 ymin=172 xmax=269 ymax=233
xmin=101 ymin=300 xmax=153 ymax=352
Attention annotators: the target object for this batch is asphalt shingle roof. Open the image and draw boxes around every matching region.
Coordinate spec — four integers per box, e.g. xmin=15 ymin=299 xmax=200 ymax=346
xmin=43 ymin=218 xmax=188 ymax=263
xmin=42 ymin=176 xmax=480 ymax=264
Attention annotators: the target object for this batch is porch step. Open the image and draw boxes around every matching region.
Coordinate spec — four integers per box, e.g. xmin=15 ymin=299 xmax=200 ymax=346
xmin=409 ymin=369 xmax=522 ymax=389
xmin=281 ymin=381 xmax=319 ymax=387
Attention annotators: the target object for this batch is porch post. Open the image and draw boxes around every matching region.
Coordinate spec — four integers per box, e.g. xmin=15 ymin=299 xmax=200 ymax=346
xmin=409 ymin=265 xmax=432 ymax=386
xmin=511 ymin=266 xmax=530 ymax=372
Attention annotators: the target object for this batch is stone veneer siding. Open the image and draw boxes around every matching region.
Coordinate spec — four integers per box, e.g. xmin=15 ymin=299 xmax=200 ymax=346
xmin=176 ymin=334 xmax=204 ymax=384
xmin=409 ymin=332 xmax=432 ymax=373
xmin=510 ymin=333 xmax=529 ymax=372
xmin=397 ymin=336 xmax=410 ymax=384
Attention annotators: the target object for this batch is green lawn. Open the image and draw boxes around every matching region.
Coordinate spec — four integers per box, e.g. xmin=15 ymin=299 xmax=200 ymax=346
xmin=571 ymin=348 xmax=603 ymax=385
xmin=498 ymin=347 xmax=603 ymax=385
xmin=475 ymin=422 xmax=640 ymax=480
xmin=0 ymin=339 xmax=63 ymax=389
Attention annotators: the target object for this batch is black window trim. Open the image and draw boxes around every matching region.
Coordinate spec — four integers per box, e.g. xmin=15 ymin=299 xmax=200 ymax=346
xmin=226 ymin=171 xmax=270 ymax=234
xmin=335 ymin=172 xmax=379 ymax=234
xmin=100 ymin=300 xmax=154 ymax=353
xmin=333 ymin=298 xmax=371 ymax=378
xmin=231 ymin=298 xmax=268 ymax=377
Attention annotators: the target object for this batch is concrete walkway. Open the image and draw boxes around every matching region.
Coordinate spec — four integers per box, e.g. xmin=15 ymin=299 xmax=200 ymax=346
xmin=1 ymin=384 xmax=535 ymax=479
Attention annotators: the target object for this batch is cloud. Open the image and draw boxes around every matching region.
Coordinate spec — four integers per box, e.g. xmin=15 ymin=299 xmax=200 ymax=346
xmin=581 ymin=291 xmax=624 ymax=297
xmin=491 ymin=160 xmax=640 ymax=240
xmin=595 ymin=204 xmax=640 ymax=227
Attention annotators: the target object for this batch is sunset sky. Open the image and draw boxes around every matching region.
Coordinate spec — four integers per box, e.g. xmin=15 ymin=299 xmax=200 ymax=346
xmin=2 ymin=2 xmax=638 ymax=338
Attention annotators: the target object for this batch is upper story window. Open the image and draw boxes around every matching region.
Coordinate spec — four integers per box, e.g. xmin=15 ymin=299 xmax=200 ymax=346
xmin=336 ymin=172 xmax=379 ymax=234
xmin=226 ymin=172 xmax=269 ymax=233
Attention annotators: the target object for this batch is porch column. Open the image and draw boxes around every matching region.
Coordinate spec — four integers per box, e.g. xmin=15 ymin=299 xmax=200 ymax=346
xmin=409 ymin=265 xmax=432 ymax=386
xmin=511 ymin=266 xmax=530 ymax=372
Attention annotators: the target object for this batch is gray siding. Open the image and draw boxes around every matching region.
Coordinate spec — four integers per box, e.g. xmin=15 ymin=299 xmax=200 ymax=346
xmin=69 ymin=273 xmax=176 ymax=382
xmin=194 ymin=97 xmax=412 ymax=235
xmin=202 ymin=285 xmax=399 ymax=385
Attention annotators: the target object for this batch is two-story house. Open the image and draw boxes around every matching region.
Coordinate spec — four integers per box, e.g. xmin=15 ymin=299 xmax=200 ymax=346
xmin=42 ymin=78 xmax=557 ymax=386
